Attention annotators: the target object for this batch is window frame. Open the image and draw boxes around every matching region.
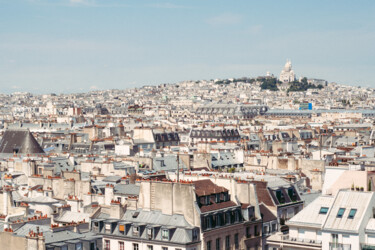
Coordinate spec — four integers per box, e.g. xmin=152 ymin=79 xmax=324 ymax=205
xmin=216 ymin=238 xmax=221 ymax=250
xmin=104 ymin=240 xmax=110 ymax=250
xmin=207 ymin=240 xmax=212 ymax=250
xmin=162 ymin=229 xmax=170 ymax=240
xmin=119 ymin=242 xmax=125 ymax=250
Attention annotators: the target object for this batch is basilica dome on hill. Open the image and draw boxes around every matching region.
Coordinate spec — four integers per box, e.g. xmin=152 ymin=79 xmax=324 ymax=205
xmin=279 ymin=59 xmax=296 ymax=83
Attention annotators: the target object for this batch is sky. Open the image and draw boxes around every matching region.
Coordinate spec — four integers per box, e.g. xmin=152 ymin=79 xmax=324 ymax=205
xmin=0 ymin=0 xmax=375 ymax=94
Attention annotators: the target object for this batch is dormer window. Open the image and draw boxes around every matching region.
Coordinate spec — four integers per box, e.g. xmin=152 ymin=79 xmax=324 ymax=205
xmin=119 ymin=224 xmax=125 ymax=234
xmin=234 ymin=210 xmax=240 ymax=222
xmin=162 ymin=229 xmax=169 ymax=240
xmin=216 ymin=194 xmax=220 ymax=203
xmin=276 ymin=190 xmax=285 ymax=204
xmin=248 ymin=206 xmax=255 ymax=219
xmin=133 ymin=226 xmax=139 ymax=236
xmin=205 ymin=196 xmax=210 ymax=205
xmin=105 ymin=223 xmax=112 ymax=234
xmin=147 ymin=228 xmax=153 ymax=239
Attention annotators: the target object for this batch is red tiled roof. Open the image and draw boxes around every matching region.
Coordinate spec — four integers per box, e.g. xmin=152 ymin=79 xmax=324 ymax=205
xmin=193 ymin=179 xmax=228 ymax=196
xmin=241 ymin=203 xmax=250 ymax=209
xmin=252 ymin=181 xmax=274 ymax=207
xmin=259 ymin=203 xmax=277 ymax=222
xmin=200 ymin=201 xmax=237 ymax=213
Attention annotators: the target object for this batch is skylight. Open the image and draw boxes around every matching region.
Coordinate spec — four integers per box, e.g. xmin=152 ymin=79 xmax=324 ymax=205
xmin=348 ymin=209 xmax=357 ymax=219
xmin=319 ymin=207 xmax=329 ymax=214
xmin=337 ymin=208 xmax=345 ymax=218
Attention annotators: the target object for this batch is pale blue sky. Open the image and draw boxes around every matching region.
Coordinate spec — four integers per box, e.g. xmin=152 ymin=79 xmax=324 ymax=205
xmin=1 ymin=0 xmax=374 ymax=93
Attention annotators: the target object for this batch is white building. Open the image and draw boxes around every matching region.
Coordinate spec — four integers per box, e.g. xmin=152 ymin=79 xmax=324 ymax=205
xmin=267 ymin=190 xmax=375 ymax=250
xmin=279 ymin=60 xmax=296 ymax=83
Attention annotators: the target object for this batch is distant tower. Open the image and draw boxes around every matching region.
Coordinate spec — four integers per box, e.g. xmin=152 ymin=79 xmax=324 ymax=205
xmin=279 ymin=59 xmax=296 ymax=83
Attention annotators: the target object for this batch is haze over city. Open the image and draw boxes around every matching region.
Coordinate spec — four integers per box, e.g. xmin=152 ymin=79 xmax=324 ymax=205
xmin=1 ymin=0 xmax=375 ymax=94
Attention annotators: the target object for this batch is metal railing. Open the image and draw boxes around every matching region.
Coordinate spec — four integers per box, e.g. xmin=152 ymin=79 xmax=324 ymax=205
xmin=329 ymin=243 xmax=351 ymax=250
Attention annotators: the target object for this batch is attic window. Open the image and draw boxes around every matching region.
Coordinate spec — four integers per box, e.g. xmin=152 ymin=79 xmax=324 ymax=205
xmin=348 ymin=209 xmax=357 ymax=219
xmin=162 ymin=229 xmax=169 ymax=240
xmin=337 ymin=208 xmax=345 ymax=218
xmin=319 ymin=207 xmax=329 ymax=214
xmin=133 ymin=211 xmax=140 ymax=218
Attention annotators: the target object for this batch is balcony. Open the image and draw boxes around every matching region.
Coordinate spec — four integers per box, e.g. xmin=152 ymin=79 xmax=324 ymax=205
xmin=329 ymin=243 xmax=351 ymax=250
xmin=266 ymin=233 xmax=322 ymax=250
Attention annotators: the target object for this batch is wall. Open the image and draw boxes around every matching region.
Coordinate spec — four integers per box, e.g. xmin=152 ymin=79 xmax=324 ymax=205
xmin=0 ymin=232 xmax=28 ymax=249
xmin=138 ymin=181 xmax=199 ymax=227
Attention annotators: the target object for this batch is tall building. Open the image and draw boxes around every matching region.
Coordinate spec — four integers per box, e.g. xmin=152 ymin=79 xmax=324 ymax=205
xmin=279 ymin=60 xmax=296 ymax=83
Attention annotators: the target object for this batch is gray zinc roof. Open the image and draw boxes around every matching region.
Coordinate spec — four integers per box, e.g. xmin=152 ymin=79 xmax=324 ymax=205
xmin=0 ymin=129 xmax=45 ymax=154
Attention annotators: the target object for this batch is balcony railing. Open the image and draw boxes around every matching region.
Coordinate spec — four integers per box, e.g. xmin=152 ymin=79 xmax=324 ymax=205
xmin=329 ymin=243 xmax=351 ymax=250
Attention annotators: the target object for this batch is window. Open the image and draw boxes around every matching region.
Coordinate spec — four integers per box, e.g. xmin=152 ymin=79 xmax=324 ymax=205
xmin=133 ymin=226 xmax=139 ymax=235
xmin=216 ymin=194 xmax=220 ymax=203
xmin=162 ymin=229 xmax=170 ymax=240
xmin=148 ymin=245 xmax=153 ymax=250
xmin=147 ymin=228 xmax=153 ymax=239
xmin=348 ymin=209 xmax=357 ymax=219
xmin=225 ymin=235 xmax=230 ymax=250
xmin=119 ymin=224 xmax=125 ymax=233
xmin=331 ymin=234 xmax=338 ymax=247
xmin=104 ymin=240 xmax=110 ymax=250
xmin=234 ymin=233 xmax=239 ymax=249
xmin=75 ymin=243 xmax=82 ymax=250
xmin=105 ymin=223 xmax=111 ymax=233
xmin=62 ymin=246 xmax=68 ymax=250
xmin=205 ymin=216 xmax=211 ymax=229
xmin=119 ymin=242 xmax=125 ymax=250
xmin=90 ymin=242 xmax=96 ymax=250
xmin=337 ymin=208 xmax=345 ymax=218
xmin=246 ymin=226 xmax=251 ymax=238
xmin=234 ymin=211 xmax=239 ymax=222
xmin=205 ymin=196 xmax=210 ymax=204
xmin=193 ymin=229 xmax=199 ymax=241
xmin=207 ymin=240 xmax=212 ymax=250
xmin=133 ymin=243 xmax=139 ymax=250
xmin=263 ymin=226 xmax=269 ymax=234
xmin=162 ymin=247 xmax=168 ymax=250
xmin=319 ymin=207 xmax=329 ymax=214
xmin=254 ymin=225 xmax=259 ymax=236
xmin=216 ymin=238 xmax=221 ymax=250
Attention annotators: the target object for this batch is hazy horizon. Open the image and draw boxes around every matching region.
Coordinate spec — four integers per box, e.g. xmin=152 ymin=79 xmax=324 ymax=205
xmin=1 ymin=0 xmax=375 ymax=94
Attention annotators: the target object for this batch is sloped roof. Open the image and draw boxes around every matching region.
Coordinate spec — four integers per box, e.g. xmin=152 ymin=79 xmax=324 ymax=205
xmin=287 ymin=195 xmax=334 ymax=228
xmin=54 ymin=211 xmax=90 ymax=223
xmin=259 ymin=203 xmax=277 ymax=222
xmin=0 ymin=129 xmax=45 ymax=154
xmin=322 ymin=190 xmax=374 ymax=233
xmin=193 ymin=179 xmax=228 ymax=196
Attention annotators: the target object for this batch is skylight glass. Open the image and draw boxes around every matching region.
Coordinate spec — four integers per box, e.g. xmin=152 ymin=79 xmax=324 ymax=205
xmin=337 ymin=208 xmax=345 ymax=218
xmin=348 ymin=209 xmax=357 ymax=219
xmin=319 ymin=207 xmax=329 ymax=214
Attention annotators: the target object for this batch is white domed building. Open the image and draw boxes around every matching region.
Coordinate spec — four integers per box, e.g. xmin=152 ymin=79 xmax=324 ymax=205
xmin=279 ymin=59 xmax=296 ymax=83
